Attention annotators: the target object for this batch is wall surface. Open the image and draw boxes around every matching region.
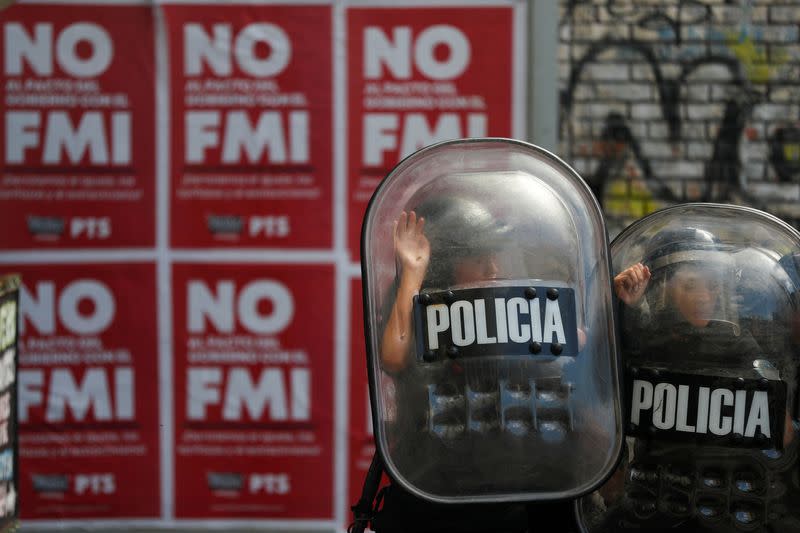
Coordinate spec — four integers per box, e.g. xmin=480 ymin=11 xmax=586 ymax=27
xmin=559 ymin=0 xmax=800 ymax=236
xmin=0 ymin=0 xmax=526 ymax=530
xmin=4 ymin=0 xmax=800 ymax=530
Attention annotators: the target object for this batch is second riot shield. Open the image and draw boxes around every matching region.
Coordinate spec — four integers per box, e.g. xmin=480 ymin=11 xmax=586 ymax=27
xmin=578 ymin=203 xmax=800 ymax=532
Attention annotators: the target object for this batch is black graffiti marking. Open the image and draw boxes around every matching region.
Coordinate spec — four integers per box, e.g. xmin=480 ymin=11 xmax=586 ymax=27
xmin=561 ymin=14 xmax=784 ymax=208
xmin=562 ymin=39 xmax=678 ymax=137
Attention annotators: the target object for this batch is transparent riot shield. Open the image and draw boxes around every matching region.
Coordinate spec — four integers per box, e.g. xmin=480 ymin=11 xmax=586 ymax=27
xmin=577 ymin=203 xmax=800 ymax=532
xmin=361 ymin=138 xmax=624 ymax=503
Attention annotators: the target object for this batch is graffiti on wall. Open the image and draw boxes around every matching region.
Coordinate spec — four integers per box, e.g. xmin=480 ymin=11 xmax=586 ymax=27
xmin=560 ymin=0 xmax=800 ymax=232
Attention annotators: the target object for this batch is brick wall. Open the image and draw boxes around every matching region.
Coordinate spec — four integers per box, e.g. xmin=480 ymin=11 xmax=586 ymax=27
xmin=559 ymin=0 xmax=800 ymax=236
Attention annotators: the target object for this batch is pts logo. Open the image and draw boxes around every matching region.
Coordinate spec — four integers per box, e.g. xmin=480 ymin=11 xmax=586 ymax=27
xmin=206 ymin=215 xmax=290 ymax=238
xmin=207 ymin=472 xmax=290 ymax=494
xmin=31 ymin=473 xmax=115 ymax=495
xmin=362 ymin=25 xmax=485 ymax=165
xmin=21 ymin=279 xmax=115 ymax=335
xmin=249 ymin=473 xmax=290 ymax=495
xmin=75 ymin=473 xmax=115 ymax=495
xmin=71 ymin=217 xmax=111 ymax=240
xmin=249 ymin=216 xmax=289 ymax=238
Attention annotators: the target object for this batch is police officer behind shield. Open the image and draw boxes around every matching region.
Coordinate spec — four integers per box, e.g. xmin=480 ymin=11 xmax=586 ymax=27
xmin=363 ymin=199 xmax=579 ymax=533
xmin=616 ymin=228 xmax=797 ymax=450
xmin=613 ymin=227 xmax=762 ymax=367
xmin=357 ymin=139 xmax=623 ymax=533
xmin=582 ymin=224 xmax=800 ymax=532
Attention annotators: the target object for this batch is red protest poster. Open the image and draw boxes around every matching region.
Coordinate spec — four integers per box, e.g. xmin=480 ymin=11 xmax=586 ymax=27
xmin=13 ymin=263 xmax=160 ymax=518
xmin=164 ymin=4 xmax=333 ymax=249
xmin=172 ymin=262 xmax=334 ymax=519
xmin=347 ymin=6 xmax=515 ymax=260
xmin=347 ymin=278 xmax=375 ymax=526
xmin=0 ymin=4 xmax=155 ymax=248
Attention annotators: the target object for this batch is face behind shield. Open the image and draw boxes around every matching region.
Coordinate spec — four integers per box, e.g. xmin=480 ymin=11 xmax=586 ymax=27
xmin=631 ymin=227 xmax=742 ymax=368
xmin=361 ymin=138 xmax=624 ymax=504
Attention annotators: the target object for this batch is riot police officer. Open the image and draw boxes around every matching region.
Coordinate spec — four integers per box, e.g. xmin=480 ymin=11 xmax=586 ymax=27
xmin=356 ymin=139 xmax=625 ymax=532
xmin=579 ymin=204 xmax=800 ymax=533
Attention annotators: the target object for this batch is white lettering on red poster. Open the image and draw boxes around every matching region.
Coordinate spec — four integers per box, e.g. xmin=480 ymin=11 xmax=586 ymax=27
xmin=0 ymin=5 xmax=155 ymax=248
xmin=347 ymin=8 xmax=514 ymax=260
xmin=164 ymin=6 xmax=332 ymax=248
xmin=172 ymin=263 xmax=334 ymax=518
xmin=12 ymin=264 xmax=159 ymax=519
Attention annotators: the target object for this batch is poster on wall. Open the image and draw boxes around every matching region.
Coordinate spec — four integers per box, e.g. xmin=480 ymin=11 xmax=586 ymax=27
xmin=163 ymin=4 xmax=333 ymax=249
xmin=171 ymin=262 xmax=335 ymax=519
xmin=0 ymin=3 xmax=155 ymax=249
xmin=346 ymin=5 xmax=517 ymax=260
xmin=13 ymin=263 xmax=160 ymax=519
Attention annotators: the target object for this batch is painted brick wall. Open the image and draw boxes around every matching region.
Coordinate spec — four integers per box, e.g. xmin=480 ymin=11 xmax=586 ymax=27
xmin=559 ymin=0 xmax=800 ymax=236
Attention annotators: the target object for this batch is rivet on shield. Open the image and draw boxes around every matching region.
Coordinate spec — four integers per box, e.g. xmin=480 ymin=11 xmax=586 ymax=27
xmin=529 ymin=341 xmax=542 ymax=354
xmin=444 ymin=290 xmax=456 ymax=303
xmin=524 ymin=287 xmax=537 ymax=299
xmin=732 ymin=432 xmax=744 ymax=443
xmin=736 ymin=377 xmax=746 ymax=387
xmin=758 ymin=378 xmax=769 ymax=389
xmin=419 ymin=293 xmax=432 ymax=305
xmin=629 ymin=367 xmax=639 ymax=377
xmin=423 ymin=350 xmax=436 ymax=362
xmin=547 ymin=288 xmax=559 ymax=300
xmin=446 ymin=345 xmax=459 ymax=358
xmin=551 ymin=343 xmax=563 ymax=355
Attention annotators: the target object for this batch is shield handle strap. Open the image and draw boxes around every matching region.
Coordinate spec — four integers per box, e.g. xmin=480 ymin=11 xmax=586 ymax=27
xmin=349 ymin=453 xmax=385 ymax=533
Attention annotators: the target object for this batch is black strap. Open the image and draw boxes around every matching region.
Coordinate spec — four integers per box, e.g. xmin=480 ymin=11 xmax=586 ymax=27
xmin=349 ymin=453 xmax=385 ymax=533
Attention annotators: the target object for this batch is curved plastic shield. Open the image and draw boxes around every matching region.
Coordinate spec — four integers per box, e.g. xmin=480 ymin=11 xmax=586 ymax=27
xmin=361 ymin=138 xmax=623 ymax=503
xmin=578 ymin=203 xmax=800 ymax=532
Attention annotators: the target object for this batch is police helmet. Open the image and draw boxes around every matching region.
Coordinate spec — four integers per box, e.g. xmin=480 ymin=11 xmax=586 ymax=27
xmin=641 ymin=226 xmax=736 ymax=328
xmin=409 ymin=194 xmax=511 ymax=289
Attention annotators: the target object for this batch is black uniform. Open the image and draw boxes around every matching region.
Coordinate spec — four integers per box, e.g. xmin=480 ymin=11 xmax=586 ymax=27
xmin=583 ymin=311 xmax=800 ymax=532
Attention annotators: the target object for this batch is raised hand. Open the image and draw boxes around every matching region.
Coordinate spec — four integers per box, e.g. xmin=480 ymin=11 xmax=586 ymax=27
xmin=379 ymin=212 xmax=431 ymax=372
xmin=614 ymin=262 xmax=651 ymax=306
xmin=394 ymin=211 xmax=430 ymax=284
